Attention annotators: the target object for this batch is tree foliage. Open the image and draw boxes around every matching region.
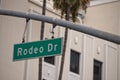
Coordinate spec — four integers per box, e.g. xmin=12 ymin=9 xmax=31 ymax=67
xmin=53 ymin=0 xmax=90 ymax=22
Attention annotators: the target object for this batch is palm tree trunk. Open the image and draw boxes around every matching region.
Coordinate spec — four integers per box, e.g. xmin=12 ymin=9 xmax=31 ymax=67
xmin=39 ymin=0 xmax=46 ymax=80
xmin=58 ymin=4 xmax=70 ymax=80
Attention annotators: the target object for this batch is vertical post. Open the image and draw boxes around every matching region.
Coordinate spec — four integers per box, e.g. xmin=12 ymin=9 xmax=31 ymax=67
xmin=40 ymin=0 xmax=46 ymax=40
xmin=58 ymin=4 xmax=70 ymax=80
xmin=23 ymin=18 xmax=31 ymax=80
xmin=39 ymin=0 xmax=46 ymax=80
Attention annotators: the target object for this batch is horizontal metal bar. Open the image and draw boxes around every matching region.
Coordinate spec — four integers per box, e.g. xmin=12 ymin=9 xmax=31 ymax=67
xmin=0 ymin=9 xmax=120 ymax=44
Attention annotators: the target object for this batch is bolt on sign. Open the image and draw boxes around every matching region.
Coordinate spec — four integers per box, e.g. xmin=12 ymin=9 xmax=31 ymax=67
xmin=13 ymin=38 xmax=62 ymax=61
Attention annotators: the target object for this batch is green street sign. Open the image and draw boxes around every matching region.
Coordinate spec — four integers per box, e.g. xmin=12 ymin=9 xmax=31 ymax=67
xmin=13 ymin=38 xmax=62 ymax=61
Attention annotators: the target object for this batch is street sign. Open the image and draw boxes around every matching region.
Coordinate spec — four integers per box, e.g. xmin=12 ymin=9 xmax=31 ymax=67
xmin=13 ymin=38 xmax=62 ymax=61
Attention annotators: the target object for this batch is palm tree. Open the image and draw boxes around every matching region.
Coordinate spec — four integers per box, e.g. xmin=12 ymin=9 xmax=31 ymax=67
xmin=53 ymin=0 xmax=90 ymax=80
xmin=53 ymin=0 xmax=90 ymax=22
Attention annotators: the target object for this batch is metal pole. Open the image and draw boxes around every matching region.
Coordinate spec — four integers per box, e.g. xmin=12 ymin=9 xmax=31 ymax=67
xmin=39 ymin=0 xmax=46 ymax=80
xmin=25 ymin=18 xmax=31 ymax=80
xmin=0 ymin=9 xmax=120 ymax=44
xmin=23 ymin=18 xmax=31 ymax=80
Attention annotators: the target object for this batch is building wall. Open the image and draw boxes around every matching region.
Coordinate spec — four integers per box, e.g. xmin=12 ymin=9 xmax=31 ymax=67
xmin=84 ymin=1 xmax=119 ymax=80
xmin=85 ymin=1 xmax=120 ymax=35
xmin=0 ymin=0 xmax=29 ymax=80
xmin=61 ymin=1 xmax=120 ymax=80
xmin=0 ymin=0 xmax=120 ymax=80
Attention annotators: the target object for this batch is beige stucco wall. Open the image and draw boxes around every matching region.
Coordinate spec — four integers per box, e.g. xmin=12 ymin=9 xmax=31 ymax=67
xmin=84 ymin=1 xmax=120 ymax=80
xmin=85 ymin=1 xmax=120 ymax=35
xmin=62 ymin=1 xmax=120 ymax=80
xmin=0 ymin=0 xmax=29 ymax=80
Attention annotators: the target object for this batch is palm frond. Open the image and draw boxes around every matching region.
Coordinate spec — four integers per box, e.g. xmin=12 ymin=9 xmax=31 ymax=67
xmin=53 ymin=0 xmax=90 ymax=22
